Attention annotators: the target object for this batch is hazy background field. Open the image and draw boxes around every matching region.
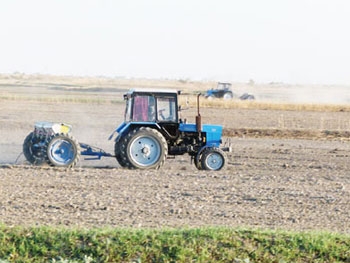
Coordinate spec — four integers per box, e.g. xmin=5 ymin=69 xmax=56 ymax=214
xmin=2 ymin=73 xmax=350 ymax=105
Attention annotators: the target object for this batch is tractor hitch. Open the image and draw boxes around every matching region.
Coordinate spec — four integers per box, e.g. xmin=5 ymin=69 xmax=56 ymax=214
xmin=80 ymin=143 xmax=114 ymax=160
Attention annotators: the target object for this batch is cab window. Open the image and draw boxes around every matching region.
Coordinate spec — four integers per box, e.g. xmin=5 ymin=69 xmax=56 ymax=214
xmin=156 ymin=97 xmax=176 ymax=122
xmin=132 ymin=95 xmax=156 ymax=122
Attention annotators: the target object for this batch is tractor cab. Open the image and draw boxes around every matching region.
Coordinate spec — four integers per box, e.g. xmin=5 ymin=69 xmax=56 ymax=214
xmin=123 ymin=89 xmax=179 ymax=123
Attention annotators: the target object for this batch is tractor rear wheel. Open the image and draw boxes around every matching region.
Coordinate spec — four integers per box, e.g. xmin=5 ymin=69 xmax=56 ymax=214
xmin=223 ymin=92 xmax=233 ymax=100
xmin=45 ymin=133 xmax=80 ymax=167
xmin=23 ymin=132 xmax=46 ymax=165
xmin=200 ymin=148 xmax=226 ymax=171
xmin=118 ymin=127 xmax=167 ymax=169
xmin=114 ymin=136 xmax=128 ymax=168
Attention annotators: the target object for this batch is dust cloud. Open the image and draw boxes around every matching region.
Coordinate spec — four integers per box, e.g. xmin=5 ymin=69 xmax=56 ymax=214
xmin=235 ymin=83 xmax=350 ymax=104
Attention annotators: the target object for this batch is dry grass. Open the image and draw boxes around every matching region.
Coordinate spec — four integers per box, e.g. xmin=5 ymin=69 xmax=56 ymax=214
xmin=0 ymin=93 xmax=122 ymax=104
xmin=179 ymin=95 xmax=350 ymax=112
xmin=2 ymin=91 xmax=350 ymax=112
xmin=2 ymin=73 xmax=350 ymax=112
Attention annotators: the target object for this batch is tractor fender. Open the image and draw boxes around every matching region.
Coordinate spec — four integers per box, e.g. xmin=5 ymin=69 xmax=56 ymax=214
xmin=113 ymin=122 xmax=161 ymax=142
xmin=109 ymin=121 xmax=128 ymax=140
xmin=112 ymin=122 xmax=130 ymax=141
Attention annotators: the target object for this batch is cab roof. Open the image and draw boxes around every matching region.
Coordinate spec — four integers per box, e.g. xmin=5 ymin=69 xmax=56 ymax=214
xmin=124 ymin=88 xmax=180 ymax=99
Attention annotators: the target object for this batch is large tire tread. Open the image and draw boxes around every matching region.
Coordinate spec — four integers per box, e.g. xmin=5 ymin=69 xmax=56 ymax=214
xmin=116 ymin=127 xmax=167 ymax=169
xmin=114 ymin=136 xmax=129 ymax=168
xmin=200 ymin=147 xmax=226 ymax=171
xmin=44 ymin=133 xmax=80 ymax=168
xmin=23 ymin=132 xmax=46 ymax=165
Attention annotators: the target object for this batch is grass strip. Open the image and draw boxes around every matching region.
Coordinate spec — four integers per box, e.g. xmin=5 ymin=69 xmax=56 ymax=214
xmin=0 ymin=94 xmax=123 ymax=105
xmin=179 ymin=96 xmax=350 ymax=112
xmin=2 ymin=93 xmax=350 ymax=112
xmin=0 ymin=225 xmax=348 ymax=262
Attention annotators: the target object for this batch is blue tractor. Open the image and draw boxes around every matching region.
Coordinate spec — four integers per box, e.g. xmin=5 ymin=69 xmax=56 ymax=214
xmin=205 ymin=82 xmax=255 ymax=100
xmin=205 ymin=82 xmax=234 ymax=100
xmin=23 ymin=89 xmax=230 ymax=170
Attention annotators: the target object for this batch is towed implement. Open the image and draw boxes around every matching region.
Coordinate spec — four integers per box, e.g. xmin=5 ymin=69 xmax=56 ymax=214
xmin=23 ymin=89 xmax=231 ymax=170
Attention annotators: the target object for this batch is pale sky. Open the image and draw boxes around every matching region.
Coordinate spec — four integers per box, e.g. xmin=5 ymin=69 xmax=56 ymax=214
xmin=1 ymin=0 xmax=350 ymax=85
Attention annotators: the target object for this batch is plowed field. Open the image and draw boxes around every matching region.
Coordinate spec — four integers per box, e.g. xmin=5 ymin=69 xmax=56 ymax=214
xmin=0 ymin=77 xmax=349 ymax=234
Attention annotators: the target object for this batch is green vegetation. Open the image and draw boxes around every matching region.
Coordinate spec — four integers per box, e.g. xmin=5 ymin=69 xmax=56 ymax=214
xmin=0 ymin=225 xmax=348 ymax=262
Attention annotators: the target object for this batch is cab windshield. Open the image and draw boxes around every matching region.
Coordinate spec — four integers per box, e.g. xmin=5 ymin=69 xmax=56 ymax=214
xmin=156 ymin=97 xmax=176 ymax=122
xmin=127 ymin=94 xmax=177 ymax=122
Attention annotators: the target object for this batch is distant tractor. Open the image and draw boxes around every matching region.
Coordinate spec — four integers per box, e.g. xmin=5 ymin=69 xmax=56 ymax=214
xmin=205 ymin=82 xmax=234 ymax=100
xmin=23 ymin=89 xmax=230 ymax=170
xmin=205 ymin=82 xmax=255 ymax=100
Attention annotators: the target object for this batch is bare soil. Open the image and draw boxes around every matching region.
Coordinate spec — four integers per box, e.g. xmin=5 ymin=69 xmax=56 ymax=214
xmin=0 ymin=80 xmax=349 ymax=234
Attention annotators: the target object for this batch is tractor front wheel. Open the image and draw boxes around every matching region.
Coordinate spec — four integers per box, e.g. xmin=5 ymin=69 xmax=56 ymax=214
xmin=118 ymin=127 xmax=167 ymax=169
xmin=45 ymin=133 xmax=80 ymax=167
xmin=200 ymin=148 xmax=226 ymax=171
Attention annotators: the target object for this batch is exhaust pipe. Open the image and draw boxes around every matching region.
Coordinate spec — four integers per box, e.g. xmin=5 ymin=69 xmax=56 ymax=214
xmin=195 ymin=93 xmax=202 ymax=133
